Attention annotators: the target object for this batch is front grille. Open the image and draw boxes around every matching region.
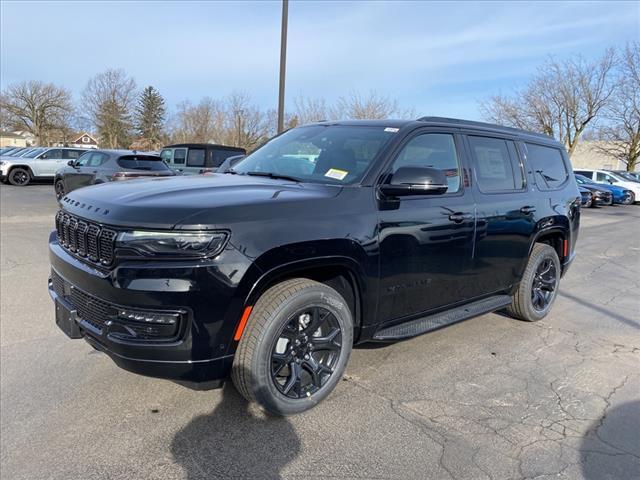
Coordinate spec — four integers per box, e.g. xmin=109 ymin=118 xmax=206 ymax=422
xmin=51 ymin=270 xmax=115 ymax=331
xmin=55 ymin=211 xmax=116 ymax=266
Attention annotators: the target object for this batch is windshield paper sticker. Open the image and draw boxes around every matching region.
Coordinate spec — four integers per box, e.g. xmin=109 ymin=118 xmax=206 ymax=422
xmin=384 ymin=127 xmax=399 ymax=133
xmin=325 ymin=168 xmax=348 ymax=180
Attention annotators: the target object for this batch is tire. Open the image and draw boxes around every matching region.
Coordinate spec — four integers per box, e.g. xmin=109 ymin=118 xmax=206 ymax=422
xmin=583 ymin=196 xmax=593 ymax=208
xmin=54 ymin=179 xmax=65 ymax=199
xmin=232 ymin=278 xmax=353 ymax=415
xmin=622 ymin=192 xmax=635 ymax=205
xmin=606 ymin=195 xmax=614 ymax=206
xmin=8 ymin=167 xmax=31 ymax=186
xmin=507 ymin=243 xmax=560 ymax=322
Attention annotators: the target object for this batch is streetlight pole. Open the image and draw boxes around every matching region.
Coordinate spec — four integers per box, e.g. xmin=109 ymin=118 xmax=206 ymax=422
xmin=277 ymin=0 xmax=288 ymax=134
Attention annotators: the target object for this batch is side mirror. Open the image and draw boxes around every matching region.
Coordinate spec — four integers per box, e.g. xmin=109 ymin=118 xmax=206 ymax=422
xmin=67 ymin=160 xmax=76 ymax=167
xmin=379 ymin=166 xmax=449 ymax=197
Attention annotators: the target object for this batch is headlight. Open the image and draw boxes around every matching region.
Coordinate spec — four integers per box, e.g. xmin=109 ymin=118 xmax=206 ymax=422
xmin=116 ymin=231 xmax=228 ymax=257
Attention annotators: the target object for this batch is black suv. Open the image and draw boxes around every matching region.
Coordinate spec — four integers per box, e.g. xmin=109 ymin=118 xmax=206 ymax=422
xmin=48 ymin=117 xmax=580 ymax=415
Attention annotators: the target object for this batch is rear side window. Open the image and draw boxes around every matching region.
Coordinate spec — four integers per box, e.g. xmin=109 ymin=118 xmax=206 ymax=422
xmin=525 ymin=143 xmax=569 ymax=190
xmin=63 ymin=150 xmax=83 ymax=160
xmin=186 ymin=148 xmax=206 ymax=167
xmin=173 ymin=148 xmax=186 ymax=165
xmin=117 ymin=155 xmax=170 ymax=171
xmin=211 ymin=149 xmax=244 ymax=168
xmin=468 ymin=136 xmax=524 ymax=192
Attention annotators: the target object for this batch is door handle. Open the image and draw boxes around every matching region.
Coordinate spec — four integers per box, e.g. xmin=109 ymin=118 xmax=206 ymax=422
xmin=448 ymin=212 xmax=473 ymax=223
xmin=520 ymin=206 xmax=536 ymax=214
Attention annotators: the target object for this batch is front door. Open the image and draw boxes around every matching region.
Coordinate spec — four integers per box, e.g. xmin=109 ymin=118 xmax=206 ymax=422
xmin=377 ymin=130 xmax=476 ymax=323
xmin=34 ymin=149 xmax=63 ymax=176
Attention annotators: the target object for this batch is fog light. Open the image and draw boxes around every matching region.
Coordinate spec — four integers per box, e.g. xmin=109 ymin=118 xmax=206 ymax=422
xmin=118 ymin=309 xmax=178 ymax=325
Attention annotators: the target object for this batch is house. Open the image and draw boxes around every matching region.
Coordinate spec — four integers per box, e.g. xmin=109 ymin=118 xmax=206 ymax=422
xmin=0 ymin=131 xmax=27 ymax=148
xmin=65 ymin=132 xmax=99 ymax=149
xmin=570 ymin=141 xmax=638 ymax=172
xmin=11 ymin=131 xmax=36 ymax=146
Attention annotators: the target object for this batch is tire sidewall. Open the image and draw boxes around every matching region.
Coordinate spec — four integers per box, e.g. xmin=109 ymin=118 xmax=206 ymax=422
xmin=250 ymin=285 xmax=353 ymax=415
xmin=55 ymin=179 xmax=65 ymax=198
xmin=521 ymin=246 xmax=561 ymax=321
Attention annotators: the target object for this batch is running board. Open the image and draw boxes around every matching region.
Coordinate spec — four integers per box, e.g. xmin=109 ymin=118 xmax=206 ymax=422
xmin=373 ymin=295 xmax=512 ymax=341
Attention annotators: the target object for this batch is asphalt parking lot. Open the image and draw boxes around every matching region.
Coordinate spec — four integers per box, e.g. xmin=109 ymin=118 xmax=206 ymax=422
xmin=1 ymin=183 xmax=638 ymax=480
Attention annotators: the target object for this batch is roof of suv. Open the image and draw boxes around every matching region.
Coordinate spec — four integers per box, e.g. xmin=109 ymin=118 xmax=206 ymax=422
xmin=164 ymin=143 xmax=246 ymax=151
xmin=310 ymin=117 xmax=557 ymax=144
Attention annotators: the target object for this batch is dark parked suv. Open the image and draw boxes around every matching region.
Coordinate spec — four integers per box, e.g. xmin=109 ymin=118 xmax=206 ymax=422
xmin=48 ymin=117 xmax=580 ymax=415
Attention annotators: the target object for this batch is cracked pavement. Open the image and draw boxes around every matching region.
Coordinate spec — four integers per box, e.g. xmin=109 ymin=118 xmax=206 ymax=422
xmin=1 ymin=185 xmax=639 ymax=479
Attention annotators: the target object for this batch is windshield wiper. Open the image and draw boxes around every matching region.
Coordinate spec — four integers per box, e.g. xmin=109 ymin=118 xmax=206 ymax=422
xmin=245 ymin=171 xmax=301 ymax=182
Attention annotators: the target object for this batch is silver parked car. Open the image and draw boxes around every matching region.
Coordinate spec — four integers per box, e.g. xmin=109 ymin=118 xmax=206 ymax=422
xmin=0 ymin=147 xmax=89 ymax=186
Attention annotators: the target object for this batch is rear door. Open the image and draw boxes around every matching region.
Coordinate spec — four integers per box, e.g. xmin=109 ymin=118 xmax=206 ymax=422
xmin=464 ymin=134 xmax=535 ymax=296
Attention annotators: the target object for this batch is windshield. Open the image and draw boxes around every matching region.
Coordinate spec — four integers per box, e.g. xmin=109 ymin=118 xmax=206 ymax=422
xmin=21 ymin=148 xmax=46 ymax=157
xmin=232 ymin=125 xmax=397 ymax=184
xmin=615 ymin=171 xmax=640 ymax=182
xmin=6 ymin=148 xmax=27 ymax=156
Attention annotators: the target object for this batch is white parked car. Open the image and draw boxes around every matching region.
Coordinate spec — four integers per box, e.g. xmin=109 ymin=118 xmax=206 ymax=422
xmin=573 ymin=169 xmax=640 ymax=204
xmin=0 ymin=147 xmax=88 ymax=186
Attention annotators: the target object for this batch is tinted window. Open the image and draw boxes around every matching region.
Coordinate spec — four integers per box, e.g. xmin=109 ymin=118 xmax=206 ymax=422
xmin=468 ymin=136 xmax=522 ymax=192
xmin=63 ymin=150 xmax=84 ymax=160
xmin=41 ymin=149 xmax=63 ymax=160
xmin=173 ymin=148 xmax=186 ymax=165
xmin=77 ymin=152 xmax=108 ymax=167
xmin=391 ymin=133 xmax=461 ymax=193
xmin=525 ymin=143 xmax=568 ymax=190
xmin=186 ymin=148 xmax=206 ymax=167
xmin=211 ymin=149 xmax=244 ymax=167
xmin=117 ymin=155 xmax=170 ymax=171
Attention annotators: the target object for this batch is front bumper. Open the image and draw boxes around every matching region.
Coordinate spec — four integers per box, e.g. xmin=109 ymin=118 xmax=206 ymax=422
xmin=48 ymin=231 xmax=255 ymax=389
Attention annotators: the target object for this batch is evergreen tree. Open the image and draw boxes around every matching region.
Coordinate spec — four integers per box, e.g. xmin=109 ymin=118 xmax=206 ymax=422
xmin=135 ymin=86 xmax=166 ymax=148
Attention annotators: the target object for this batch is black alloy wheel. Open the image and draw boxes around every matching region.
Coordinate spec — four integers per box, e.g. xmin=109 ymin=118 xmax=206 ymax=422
xmin=270 ymin=306 xmax=342 ymax=399
xmin=531 ymin=258 xmax=557 ymax=312
xmin=8 ymin=168 xmax=30 ymax=186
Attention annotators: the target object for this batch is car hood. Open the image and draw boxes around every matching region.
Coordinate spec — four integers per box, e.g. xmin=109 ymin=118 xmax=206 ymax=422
xmin=59 ymin=173 xmax=342 ymax=229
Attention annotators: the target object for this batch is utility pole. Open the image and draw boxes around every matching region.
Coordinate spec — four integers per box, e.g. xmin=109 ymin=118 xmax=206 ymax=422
xmin=277 ymin=0 xmax=288 ymax=134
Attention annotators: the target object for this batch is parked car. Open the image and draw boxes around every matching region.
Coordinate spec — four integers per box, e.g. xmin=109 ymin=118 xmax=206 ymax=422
xmin=0 ymin=147 xmax=88 ymax=186
xmin=609 ymin=170 xmax=640 ymax=182
xmin=0 ymin=147 xmax=30 ymax=158
xmin=49 ymin=117 xmax=580 ymax=415
xmin=574 ymin=174 xmax=633 ymax=205
xmin=54 ymin=150 xmax=176 ymax=198
xmin=574 ymin=169 xmax=639 ymax=203
xmin=0 ymin=147 xmax=21 ymax=155
xmin=160 ymin=143 xmax=246 ymax=175
xmin=578 ymin=186 xmax=594 ymax=207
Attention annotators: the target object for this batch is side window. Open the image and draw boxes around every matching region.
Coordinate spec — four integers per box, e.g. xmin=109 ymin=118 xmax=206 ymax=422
xmin=41 ymin=149 xmax=63 ymax=160
xmin=525 ymin=143 xmax=568 ymax=190
xmin=468 ymin=136 xmax=523 ymax=192
xmin=89 ymin=153 xmax=108 ymax=167
xmin=160 ymin=149 xmax=173 ymax=164
xmin=596 ymin=172 xmax=617 ymax=183
xmin=173 ymin=148 xmax=186 ymax=165
xmin=75 ymin=152 xmax=92 ymax=166
xmin=186 ymin=148 xmax=206 ymax=167
xmin=391 ymin=133 xmax=461 ymax=193
xmin=63 ymin=150 xmax=83 ymax=160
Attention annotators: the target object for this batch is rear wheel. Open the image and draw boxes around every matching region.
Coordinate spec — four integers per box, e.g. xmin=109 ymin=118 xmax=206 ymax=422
xmin=54 ymin=179 xmax=65 ymax=199
xmin=507 ymin=243 xmax=560 ymax=322
xmin=8 ymin=168 xmax=30 ymax=186
xmin=232 ymin=278 xmax=353 ymax=415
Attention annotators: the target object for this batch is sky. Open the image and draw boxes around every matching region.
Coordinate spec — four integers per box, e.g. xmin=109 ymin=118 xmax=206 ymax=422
xmin=1 ymin=0 xmax=638 ymax=121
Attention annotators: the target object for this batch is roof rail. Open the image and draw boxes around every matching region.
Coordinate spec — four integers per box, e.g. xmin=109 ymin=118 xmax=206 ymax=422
xmin=416 ymin=116 xmax=552 ymax=140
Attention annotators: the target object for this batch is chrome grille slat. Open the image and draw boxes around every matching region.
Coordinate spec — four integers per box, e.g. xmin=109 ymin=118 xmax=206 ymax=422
xmin=55 ymin=211 xmax=116 ymax=266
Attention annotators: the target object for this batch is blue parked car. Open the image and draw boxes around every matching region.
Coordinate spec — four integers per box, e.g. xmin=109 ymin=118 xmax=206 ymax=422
xmin=575 ymin=174 xmax=634 ymax=205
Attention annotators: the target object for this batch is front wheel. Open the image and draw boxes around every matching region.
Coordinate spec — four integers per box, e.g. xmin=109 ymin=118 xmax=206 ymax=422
xmin=54 ymin=179 xmax=65 ymax=199
xmin=8 ymin=168 xmax=31 ymax=186
xmin=507 ymin=243 xmax=560 ymax=322
xmin=232 ymin=278 xmax=353 ymax=415
xmin=621 ymin=192 xmax=635 ymax=205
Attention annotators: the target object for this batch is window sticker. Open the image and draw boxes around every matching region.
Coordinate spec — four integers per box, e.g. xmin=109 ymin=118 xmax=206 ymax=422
xmin=325 ymin=168 xmax=348 ymax=180
xmin=384 ymin=127 xmax=399 ymax=133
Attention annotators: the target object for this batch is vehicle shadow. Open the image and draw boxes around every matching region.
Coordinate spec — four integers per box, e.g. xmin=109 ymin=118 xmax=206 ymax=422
xmin=171 ymin=380 xmax=301 ymax=480
xmin=580 ymin=400 xmax=640 ymax=479
xmin=559 ymin=291 xmax=639 ymax=330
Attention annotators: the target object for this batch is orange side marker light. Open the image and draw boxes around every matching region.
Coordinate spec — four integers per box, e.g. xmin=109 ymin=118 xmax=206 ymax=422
xmin=563 ymin=239 xmax=569 ymax=258
xmin=234 ymin=306 xmax=253 ymax=341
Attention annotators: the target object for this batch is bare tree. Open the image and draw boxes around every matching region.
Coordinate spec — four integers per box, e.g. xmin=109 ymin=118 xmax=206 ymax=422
xmin=290 ymin=95 xmax=328 ymax=125
xmin=170 ymin=97 xmax=225 ymax=143
xmin=82 ymin=69 xmax=137 ymax=148
xmin=594 ymin=43 xmax=640 ymax=171
xmin=331 ymin=91 xmax=401 ymax=120
xmin=480 ymin=49 xmax=616 ymax=156
xmin=225 ymin=91 xmax=269 ymax=151
xmin=0 ymin=80 xmax=74 ymax=144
